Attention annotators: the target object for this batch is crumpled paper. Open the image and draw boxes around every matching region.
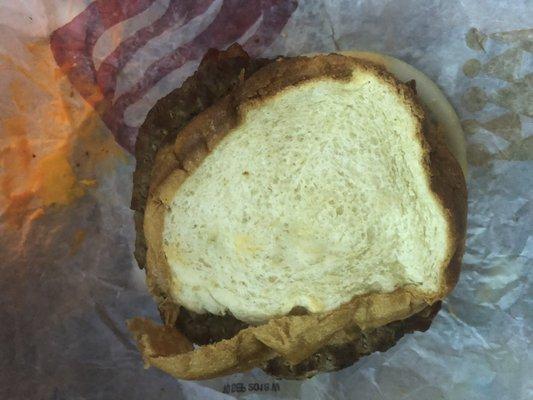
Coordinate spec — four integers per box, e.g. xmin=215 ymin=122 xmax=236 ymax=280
xmin=0 ymin=1 xmax=531 ymax=399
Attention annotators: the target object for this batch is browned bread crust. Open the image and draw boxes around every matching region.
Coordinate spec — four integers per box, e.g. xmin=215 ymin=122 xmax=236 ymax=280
xmin=132 ymin=44 xmax=270 ymax=273
xmin=130 ymin=45 xmax=467 ymax=380
xmin=265 ymin=302 xmax=441 ymax=379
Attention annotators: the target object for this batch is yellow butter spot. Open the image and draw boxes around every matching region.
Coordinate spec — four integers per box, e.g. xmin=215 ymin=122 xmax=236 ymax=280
xmin=33 ymin=147 xmax=85 ymax=206
xmin=80 ymin=179 xmax=98 ymax=187
xmin=1 ymin=40 xmax=128 ymax=229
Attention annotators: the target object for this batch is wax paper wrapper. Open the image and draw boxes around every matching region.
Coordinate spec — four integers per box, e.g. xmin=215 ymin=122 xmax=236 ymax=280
xmin=0 ymin=1 xmax=531 ymax=399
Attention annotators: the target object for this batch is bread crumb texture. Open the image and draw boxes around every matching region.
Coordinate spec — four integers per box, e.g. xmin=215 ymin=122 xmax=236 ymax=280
xmin=163 ymin=68 xmax=449 ymax=323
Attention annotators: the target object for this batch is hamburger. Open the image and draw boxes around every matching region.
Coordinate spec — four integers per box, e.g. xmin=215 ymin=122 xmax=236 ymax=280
xmin=129 ymin=44 xmax=467 ymax=379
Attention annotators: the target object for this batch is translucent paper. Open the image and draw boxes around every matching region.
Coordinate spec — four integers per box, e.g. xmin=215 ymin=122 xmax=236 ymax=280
xmin=0 ymin=1 xmax=531 ymax=399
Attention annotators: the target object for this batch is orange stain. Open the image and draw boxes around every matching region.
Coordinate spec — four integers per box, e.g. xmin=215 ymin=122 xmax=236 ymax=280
xmin=32 ymin=145 xmax=85 ymax=206
xmin=1 ymin=114 xmax=33 ymax=204
xmin=70 ymin=229 xmax=87 ymax=255
xmin=2 ymin=192 xmax=36 ymax=229
xmin=1 ymin=137 xmax=31 ymax=195
xmin=0 ymin=40 xmax=127 ymax=230
xmin=3 ymin=114 xmax=28 ymax=137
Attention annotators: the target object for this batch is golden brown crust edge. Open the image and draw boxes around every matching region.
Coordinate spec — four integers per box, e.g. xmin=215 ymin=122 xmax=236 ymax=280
xmin=424 ymin=120 xmax=467 ymax=292
xmin=133 ymin=54 xmax=467 ymax=380
xmin=129 ymin=290 xmax=427 ymax=380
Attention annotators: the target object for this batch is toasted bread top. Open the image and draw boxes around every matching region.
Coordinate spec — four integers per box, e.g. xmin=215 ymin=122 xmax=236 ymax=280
xmin=130 ymin=53 xmax=466 ymax=380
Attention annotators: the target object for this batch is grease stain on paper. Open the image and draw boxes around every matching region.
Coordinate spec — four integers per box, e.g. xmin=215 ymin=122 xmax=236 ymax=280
xmin=69 ymin=229 xmax=87 ymax=255
xmin=461 ymin=28 xmax=532 ymax=166
xmin=482 ymin=47 xmax=523 ymax=82
xmin=462 ymin=59 xmax=481 ymax=77
xmin=465 ymin=28 xmax=487 ymax=52
xmin=0 ymin=40 xmax=127 ymax=229
xmin=462 ymin=86 xmax=488 ymax=112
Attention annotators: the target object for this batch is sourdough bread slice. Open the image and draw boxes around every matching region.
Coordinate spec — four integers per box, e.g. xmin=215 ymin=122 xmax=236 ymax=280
xmin=130 ymin=50 xmax=466 ymax=379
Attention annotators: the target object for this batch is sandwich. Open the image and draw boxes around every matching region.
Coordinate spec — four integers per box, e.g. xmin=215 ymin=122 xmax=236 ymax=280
xmin=129 ymin=44 xmax=467 ymax=379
